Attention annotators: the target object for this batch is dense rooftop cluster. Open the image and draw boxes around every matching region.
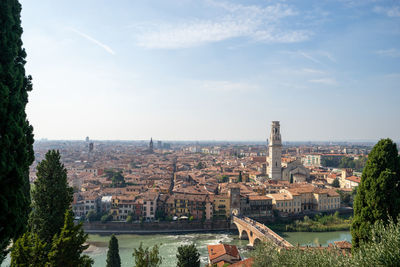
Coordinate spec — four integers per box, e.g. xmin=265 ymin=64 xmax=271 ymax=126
xmin=30 ymin=139 xmax=370 ymax=223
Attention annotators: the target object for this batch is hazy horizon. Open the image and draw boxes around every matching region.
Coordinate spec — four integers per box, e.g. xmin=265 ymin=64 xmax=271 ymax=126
xmin=35 ymin=138 xmax=394 ymax=145
xmin=21 ymin=0 xmax=400 ymax=141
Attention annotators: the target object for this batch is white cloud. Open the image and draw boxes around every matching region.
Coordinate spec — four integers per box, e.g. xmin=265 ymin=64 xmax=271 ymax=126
xmin=373 ymin=6 xmax=400 ymax=17
xmin=309 ymin=78 xmax=337 ymax=85
xmin=299 ymin=51 xmax=321 ymax=64
xmin=134 ymin=2 xmax=311 ymax=49
xmin=201 ymin=80 xmax=258 ymax=92
xmin=67 ymin=27 xmax=115 ymax=55
xmin=136 ymin=19 xmax=252 ymax=49
xmin=318 ymin=51 xmax=336 ymax=63
xmin=376 ymin=48 xmax=400 ymax=58
xmin=281 ymin=50 xmax=336 ymax=66
xmin=301 ymin=68 xmax=325 ymax=74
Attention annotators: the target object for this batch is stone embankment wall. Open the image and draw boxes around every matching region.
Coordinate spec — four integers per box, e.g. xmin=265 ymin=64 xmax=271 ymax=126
xmin=83 ymin=220 xmax=231 ymax=234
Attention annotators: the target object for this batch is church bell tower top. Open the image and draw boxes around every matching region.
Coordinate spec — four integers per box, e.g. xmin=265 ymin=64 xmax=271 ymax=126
xmin=270 ymin=121 xmax=281 ymax=145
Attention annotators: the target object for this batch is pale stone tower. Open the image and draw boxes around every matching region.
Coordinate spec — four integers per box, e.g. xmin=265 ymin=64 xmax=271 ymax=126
xmin=268 ymin=121 xmax=282 ymax=180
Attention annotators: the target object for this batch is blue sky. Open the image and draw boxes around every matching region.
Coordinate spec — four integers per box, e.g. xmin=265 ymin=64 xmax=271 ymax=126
xmin=20 ymin=0 xmax=400 ymax=141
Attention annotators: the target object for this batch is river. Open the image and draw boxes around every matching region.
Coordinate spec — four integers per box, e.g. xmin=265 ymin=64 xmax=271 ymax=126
xmin=0 ymin=231 xmax=351 ymax=266
xmin=84 ymin=230 xmax=352 ymax=267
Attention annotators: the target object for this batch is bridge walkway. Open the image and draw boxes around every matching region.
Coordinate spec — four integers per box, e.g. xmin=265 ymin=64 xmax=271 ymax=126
xmin=232 ymin=216 xmax=293 ymax=248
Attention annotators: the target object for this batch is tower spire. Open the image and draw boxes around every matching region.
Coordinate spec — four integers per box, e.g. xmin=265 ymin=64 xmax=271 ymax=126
xmin=149 ymin=137 xmax=154 ymax=152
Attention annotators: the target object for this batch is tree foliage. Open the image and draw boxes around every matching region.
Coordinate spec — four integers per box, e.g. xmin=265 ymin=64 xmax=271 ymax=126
xmin=196 ymin=162 xmax=205 ymax=170
xmin=105 ymin=170 xmax=126 ymax=188
xmin=238 ymin=171 xmax=243 ymax=183
xmin=253 ymin=216 xmax=400 ymax=267
xmin=10 ymin=232 xmax=47 ymax=267
xmin=86 ymin=210 xmax=97 ymax=222
xmin=331 ymin=178 xmax=340 ymax=188
xmin=29 ymin=150 xmax=73 ymax=245
xmin=338 ymin=157 xmax=355 ymax=169
xmin=285 ymin=212 xmax=351 ymax=232
xmin=218 ymin=175 xmax=229 ymax=183
xmin=321 ymin=156 xmax=342 ymax=168
xmin=101 ymin=214 xmax=113 ymax=223
xmin=351 ymin=139 xmax=400 ymax=248
xmin=338 ymin=156 xmax=368 ymax=172
xmin=106 ymin=234 xmax=121 ymax=267
xmin=132 ymin=242 xmax=162 ymax=267
xmin=0 ymin=0 xmax=35 ymax=261
xmin=47 ymin=210 xmax=93 ymax=267
xmin=176 ymin=243 xmax=200 ymax=267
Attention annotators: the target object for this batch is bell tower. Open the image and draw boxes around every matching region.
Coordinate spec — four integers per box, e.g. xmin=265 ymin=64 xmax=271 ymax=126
xmin=268 ymin=121 xmax=282 ymax=180
xmin=149 ymin=137 xmax=154 ymax=153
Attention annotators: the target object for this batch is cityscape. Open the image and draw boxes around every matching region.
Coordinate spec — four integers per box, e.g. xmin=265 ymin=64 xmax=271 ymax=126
xmin=1 ymin=0 xmax=400 ymax=267
xmin=23 ymin=121 xmax=378 ymax=266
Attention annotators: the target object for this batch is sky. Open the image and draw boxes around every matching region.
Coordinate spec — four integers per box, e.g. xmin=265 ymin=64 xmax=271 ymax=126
xmin=20 ymin=0 xmax=400 ymax=141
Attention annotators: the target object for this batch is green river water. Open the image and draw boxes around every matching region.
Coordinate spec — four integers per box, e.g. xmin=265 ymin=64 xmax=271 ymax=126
xmin=1 ymin=230 xmax=351 ymax=266
xmin=84 ymin=230 xmax=352 ymax=267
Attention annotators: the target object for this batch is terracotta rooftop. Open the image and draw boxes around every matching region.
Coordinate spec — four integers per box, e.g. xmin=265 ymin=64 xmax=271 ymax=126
xmin=208 ymin=244 xmax=240 ymax=261
xmin=230 ymin=258 xmax=254 ymax=267
xmin=334 ymin=241 xmax=352 ymax=249
xmin=345 ymin=176 xmax=361 ymax=183
xmin=267 ymin=193 xmax=293 ymax=201
xmin=248 ymin=195 xmax=272 ymax=201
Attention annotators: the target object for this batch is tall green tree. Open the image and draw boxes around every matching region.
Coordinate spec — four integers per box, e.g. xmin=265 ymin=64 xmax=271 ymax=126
xmin=47 ymin=210 xmax=93 ymax=267
xmin=331 ymin=178 xmax=340 ymax=188
xmin=176 ymin=244 xmax=200 ymax=267
xmin=106 ymin=234 xmax=121 ymax=267
xmin=0 ymin=0 xmax=35 ymax=262
xmin=10 ymin=232 xmax=47 ymax=267
xmin=132 ymin=243 xmax=162 ymax=267
xmin=111 ymin=171 xmax=125 ymax=188
xmin=29 ymin=150 xmax=73 ymax=245
xmin=351 ymin=138 xmax=400 ymax=248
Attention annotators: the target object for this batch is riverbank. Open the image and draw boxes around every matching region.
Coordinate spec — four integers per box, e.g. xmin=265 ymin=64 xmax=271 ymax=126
xmin=269 ymin=212 xmax=352 ymax=232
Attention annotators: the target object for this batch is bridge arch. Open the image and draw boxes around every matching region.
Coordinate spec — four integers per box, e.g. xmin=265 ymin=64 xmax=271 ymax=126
xmin=253 ymin=237 xmax=262 ymax=247
xmin=240 ymin=229 xmax=249 ymax=240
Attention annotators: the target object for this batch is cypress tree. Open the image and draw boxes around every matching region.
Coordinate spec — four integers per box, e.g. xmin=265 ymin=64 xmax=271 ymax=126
xmin=176 ymin=243 xmax=200 ymax=267
xmin=106 ymin=234 xmax=121 ymax=267
xmin=351 ymin=138 xmax=400 ymax=248
xmin=47 ymin=210 xmax=93 ymax=267
xmin=0 ymin=0 xmax=35 ymax=262
xmin=10 ymin=232 xmax=47 ymax=267
xmin=29 ymin=150 xmax=73 ymax=245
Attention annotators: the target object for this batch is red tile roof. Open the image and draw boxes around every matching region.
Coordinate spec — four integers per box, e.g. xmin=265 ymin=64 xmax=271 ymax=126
xmin=345 ymin=176 xmax=361 ymax=183
xmin=334 ymin=241 xmax=352 ymax=249
xmin=230 ymin=258 xmax=254 ymax=267
xmin=208 ymin=244 xmax=240 ymax=261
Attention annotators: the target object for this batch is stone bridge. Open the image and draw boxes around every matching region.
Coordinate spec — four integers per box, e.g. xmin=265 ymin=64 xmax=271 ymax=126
xmin=232 ymin=216 xmax=293 ymax=248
